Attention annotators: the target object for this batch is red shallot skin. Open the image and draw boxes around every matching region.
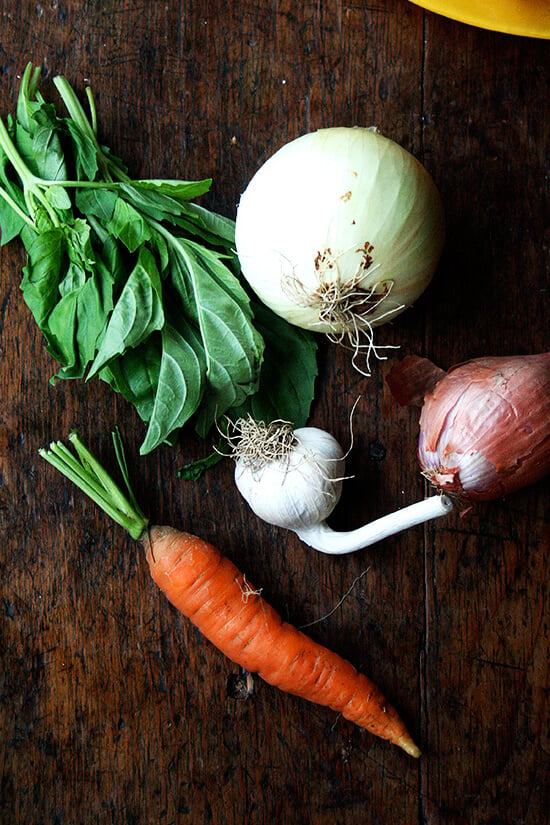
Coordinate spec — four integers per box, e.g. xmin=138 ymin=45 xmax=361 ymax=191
xmin=417 ymin=354 xmax=550 ymax=501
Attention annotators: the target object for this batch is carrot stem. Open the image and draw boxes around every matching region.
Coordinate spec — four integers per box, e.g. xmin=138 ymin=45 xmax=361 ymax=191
xmin=39 ymin=431 xmax=148 ymax=540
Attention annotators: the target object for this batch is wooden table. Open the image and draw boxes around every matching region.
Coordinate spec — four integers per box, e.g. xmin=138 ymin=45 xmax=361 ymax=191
xmin=1 ymin=2 xmax=548 ymax=823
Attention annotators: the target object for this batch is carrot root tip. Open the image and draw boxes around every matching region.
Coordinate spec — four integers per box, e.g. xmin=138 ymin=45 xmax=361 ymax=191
xmin=397 ymin=734 xmax=422 ymax=758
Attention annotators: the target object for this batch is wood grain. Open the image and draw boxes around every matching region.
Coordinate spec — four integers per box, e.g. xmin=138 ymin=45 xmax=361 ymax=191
xmin=0 ymin=1 xmax=548 ymax=823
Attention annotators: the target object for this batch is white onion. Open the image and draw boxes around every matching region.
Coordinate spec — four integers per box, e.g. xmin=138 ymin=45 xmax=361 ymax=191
xmin=235 ymin=127 xmax=445 ymax=369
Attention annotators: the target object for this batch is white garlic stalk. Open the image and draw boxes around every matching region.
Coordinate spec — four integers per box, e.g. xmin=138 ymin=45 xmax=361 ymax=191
xmin=229 ymin=418 xmax=452 ymax=555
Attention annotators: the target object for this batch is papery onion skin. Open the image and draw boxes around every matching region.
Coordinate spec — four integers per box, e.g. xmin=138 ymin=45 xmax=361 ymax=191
xmin=388 ymin=354 xmax=550 ymax=502
xmin=235 ymin=127 xmax=445 ymax=334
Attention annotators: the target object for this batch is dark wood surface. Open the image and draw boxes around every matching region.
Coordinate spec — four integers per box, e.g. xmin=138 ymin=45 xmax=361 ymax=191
xmin=1 ymin=2 xmax=549 ymax=823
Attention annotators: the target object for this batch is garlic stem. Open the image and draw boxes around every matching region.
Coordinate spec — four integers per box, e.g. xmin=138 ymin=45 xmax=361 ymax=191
xmin=294 ymin=495 xmax=452 ymax=555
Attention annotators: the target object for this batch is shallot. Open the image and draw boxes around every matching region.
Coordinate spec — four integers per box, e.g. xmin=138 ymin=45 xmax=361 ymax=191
xmin=387 ymin=353 xmax=550 ymax=501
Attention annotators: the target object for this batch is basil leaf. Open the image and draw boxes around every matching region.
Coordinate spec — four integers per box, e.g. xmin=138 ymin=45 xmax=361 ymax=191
xmin=16 ymin=65 xmax=59 ymax=139
xmin=128 ymin=178 xmax=212 ymax=199
xmin=21 ymin=220 xmax=116 ymax=379
xmin=79 ymin=189 xmax=171 ymax=272
xmin=118 ymin=182 xmax=206 ymax=223
xmin=97 ymin=233 xmax=132 ymax=297
xmin=0 ymin=194 xmax=26 ymax=245
xmin=14 ymin=123 xmax=36 ymax=171
xmin=63 ymin=119 xmax=99 ymax=181
xmin=168 ymin=240 xmax=264 ymax=437
xmin=48 ymin=270 xmax=114 ymax=379
xmin=232 ymin=300 xmax=318 ymax=427
xmin=15 ymin=121 xmax=67 ymax=184
xmin=139 ymin=322 xmax=205 ymax=454
xmin=0 ymin=148 xmax=28 ymax=243
xmin=66 ymin=218 xmax=96 ymax=271
xmin=186 ymin=240 xmax=248 ymax=311
xmin=107 ymin=197 xmax=152 ymax=252
xmin=148 ymin=226 xmax=170 ymax=274
xmin=76 ymin=187 xmax=117 ymax=223
xmin=20 ymin=227 xmax=65 ymax=326
xmin=99 ymin=336 xmax=161 ymax=423
xmin=44 ymin=185 xmax=72 ymax=211
xmin=16 ymin=64 xmax=42 ymax=133
xmin=87 ymin=246 xmax=164 ymax=378
xmin=178 ymin=450 xmax=224 ymax=480
xmin=174 ymin=202 xmax=236 ymax=248
xmin=32 ymin=124 xmax=67 ymax=182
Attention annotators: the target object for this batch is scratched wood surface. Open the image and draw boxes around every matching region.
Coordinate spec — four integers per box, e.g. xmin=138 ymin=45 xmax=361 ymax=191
xmin=0 ymin=1 xmax=549 ymax=823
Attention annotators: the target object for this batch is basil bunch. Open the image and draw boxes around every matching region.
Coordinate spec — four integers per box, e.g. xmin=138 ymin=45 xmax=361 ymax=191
xmin=0 ymin=64 xmax=317 ymax=454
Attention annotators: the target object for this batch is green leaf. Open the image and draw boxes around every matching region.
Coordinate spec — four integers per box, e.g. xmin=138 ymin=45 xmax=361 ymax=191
xmin=107 ymin=196 xmax=152 ymax=252
xmin=128 ymin=178 xmax=212 ymax=199
xmin=148 ymin=226 xmax=170 ymax=274
xmin=56 ymin=219 xmax=96 ymax=296
xmin=58 ymin=258 xmax=86 ymax=296
xmin=20 ymin=227 xmax=66 ymax=326
xmin=174 ymin=201 xmax=236 ymax=248
xmin=99 ymin=336 xmax=161 ymax=423
xmin=100 ymin=143 xmax=128 ymax=178
xmin=87 ymin=246 xmax=164 ymax=378
xmin=168 ymin=240 xmax=264 ymax=437
xmin=32 ymin=124 xmax=67 ymax=181
xmin=16 ymin=63 xmax=42 ymax=133
xmin=28 ymin=206 xmax=57 ymax=235
xmin=139 ymin=322 xmax=205 ymax=454
xmin=97 ymin=231 xmax=128 ymax=288
xmin=44 ymin=185 xmax=72 ymax=210
xmin=118 ymin=182 xmax=205 ymax=224
xmin=63 ymin=118 xmax=99 ymax=180
xmin=48 ymin=269 xmax=114 ymax=379
xmin=187 ymin=239 xmax=248 ymax=312
xmin=232 ymin=299 xmax=318 ymax=427
xmin=13 ymin=123 xmax=36 ymax=171
xmin=22 ymin=220 xmax=117 ymax=378
xmin=178 ymin=449 xmax=224 ymax=480
xmin=76 ymin=187 xmax=117 ymax=223
xmin=68 ymin=217 xmax=96 ymax=266
xmin=14 ymin=116 xmax=68 ymax=184
xmin=0 ymin=194 xmax=27 ymax=244
xmin=0 ymin=146 xmax=29 ymax=243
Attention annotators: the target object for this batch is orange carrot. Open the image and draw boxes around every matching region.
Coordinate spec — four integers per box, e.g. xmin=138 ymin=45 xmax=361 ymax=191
xmin=40 ymin=431 xmax=421 ymax=758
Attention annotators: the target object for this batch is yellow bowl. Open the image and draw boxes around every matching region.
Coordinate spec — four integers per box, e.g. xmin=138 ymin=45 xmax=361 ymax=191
xmin=409 ymin=0 xmax=550 ymax=38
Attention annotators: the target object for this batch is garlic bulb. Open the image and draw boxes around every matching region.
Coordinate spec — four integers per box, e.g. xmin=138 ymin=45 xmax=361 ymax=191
xmin=235 ymin=127 xmax=445 ymax=370
xmin=387 ymin=353 xmax=550 ymax=501
xmin=234 ymin=424 xmax=345 ymax=531
xmin=229 ymin=417 xmax=452 ymax=554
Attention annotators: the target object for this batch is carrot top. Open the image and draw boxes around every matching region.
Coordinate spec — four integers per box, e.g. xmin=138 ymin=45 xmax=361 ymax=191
xmin=39 ymin=431 xmax=149 ymax=540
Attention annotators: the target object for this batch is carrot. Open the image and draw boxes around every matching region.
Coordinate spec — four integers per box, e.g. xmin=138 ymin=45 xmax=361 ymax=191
xmin=40 ymin=431 xmax=421 ymax=758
